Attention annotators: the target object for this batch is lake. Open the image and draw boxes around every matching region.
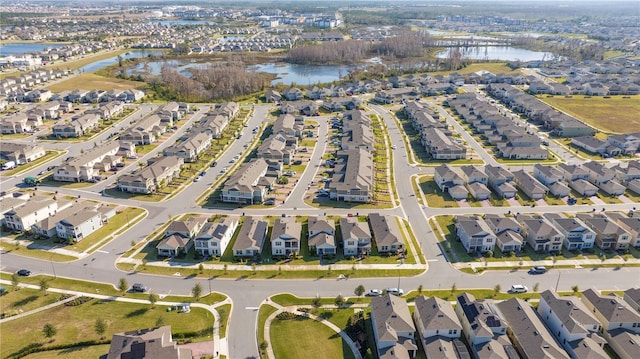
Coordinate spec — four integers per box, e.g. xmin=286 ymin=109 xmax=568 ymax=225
xmin=0 ymin=43 xmax=65 ymax=56
xmin=78 ymin=50 xmax=166 ymax=73
xmin=437 ymin=46 xmax=552 ymax=62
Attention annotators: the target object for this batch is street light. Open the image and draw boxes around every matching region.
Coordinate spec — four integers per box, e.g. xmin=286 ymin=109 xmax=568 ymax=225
xmin=50 ymin=252 xmax=57 ymax=279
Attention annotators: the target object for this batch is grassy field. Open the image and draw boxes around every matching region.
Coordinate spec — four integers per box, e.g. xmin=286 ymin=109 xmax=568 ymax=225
xmin=46 ymin=73 xmax=143 ymax=92
xmin=0 ymin=299 xmax=213 ymax=359
xmin=0 ymin=287 xmax=61 ymax=318
xmin=430 ymin=62 xmax=520 ymax=76
xmin=538 ymin=95 xmax=640 ymax=133
xmin=22 ymin=344 xmax=111 ymax=359
xmin=270 ymin=316 xmax=355 ymax=359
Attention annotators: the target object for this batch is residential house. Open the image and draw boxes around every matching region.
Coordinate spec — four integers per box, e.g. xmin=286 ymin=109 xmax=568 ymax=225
xmin=622 ymin=288 xmax=640 ymax=312
xmin=264 ymin=90 xmax=282 ymax=103
xmin=4 ymin=197 xmax=66 ymax=231
xmin=162 ymin=132 xmax=211 ymax=162
xmin=483 ymin=214 xmax=523 ymax=253
xmin=570 ymin=136 xmax=610 ymax=156
xmin=52 ymin=113 xmax=100 ymax=138
xmin=270 ymin=217 xmax=301 ymax=257
xmin=576 ymin=213 xmax=632 ymax=250
xmin=272 ymin=114 xmax=304 ymax=138
xmin=55 ymin=209 xmax=103 ymax=242
xmin=282 ymin=87 xmax=303 ymax=101
xmin=454 ymin=216 xmax=497 ymax=254
xmin=538 ymin=290 xmax=608 ymax=359
xmin=329 ymin=149 xmax=373 ymax=203
xmin=120 ymin=114 xmax=166 ymax=145
xmin=496 ymin=298 xmax=570 ymax=359
xmin=371 ymin=294 xmax=418 ymax=359
xmin=257 ymin=134 xmax=297 ymax=166
xmin=607 ymin=212 xmax=640 ymax=248
xmin=545 ymin=214 xmax=596 ymax=250
xmin=0 ymin=142 xmax=45 ymax=164
xmin=369 ymin=213 xmax=404 ymax=254
xmin=117 ymin=156 xmax=183 ymax=194
xmin=0 ymin=113 xmax=32 ymax=134
xmin=533 ymin=164 xmax=571 ymax=198
xmin=434 ymin=164 xmax=468 ymax=200
xmin=414 ymin=295 xmax=463 ymax=343
xmin=513 ymin=170 xmax=548 ymax=200
xmin=340 ymin=217 xmax=372 ymax=257
xmin=423 ymin=128 xmax=467 ymax=160
xmin=516 ymin=214 xmax=564 ymax=252
xmin=52 ymin=141 xmax=126 ymax=182
xmin=106 ymin=326 xmax=192 ymax=359
xmin=455 ymin=293 xmax=517 ymax=359
xmin=157 ymin=217 xmax=206 ymax=257
xmin=194 ymin=217 xmax=239 ymax=257
xmin=31 ymin=203 xmax=85 ymax=238
xmin=485 ymin=165 xmax=517 ymax=198
xmin=307 ymin=216 xmax=336 ymax=256
xmin=607 ymin=133 xmax=640 ymax=155
xmin=221 ymin=159 xmax=272 ymax=204
xmin=232 ymin=216 xmax=268 ymax=257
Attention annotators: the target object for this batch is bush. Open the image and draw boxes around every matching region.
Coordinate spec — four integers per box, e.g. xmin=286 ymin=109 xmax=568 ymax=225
xmin=276 ymin=311 xmax=300 ymax=320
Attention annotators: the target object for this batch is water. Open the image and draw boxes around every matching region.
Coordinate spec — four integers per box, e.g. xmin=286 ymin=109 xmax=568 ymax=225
xmin=78 ymin=50 xmax=165 ymax=73
xmin=124 ymin=59 xmax=209 ymax=77
xmin=0 ymin=43 xmax=65 ymax=56
xmin=153 ymin=20 xmax=216 ymax=26
xmin=249 ymin=63 xmax=353 ymax=86
xmin=437 ymin=46 xmax=552 ymax=62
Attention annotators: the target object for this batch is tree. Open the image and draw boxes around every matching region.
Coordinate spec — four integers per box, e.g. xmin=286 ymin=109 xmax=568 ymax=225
xmin=418 ymin=284 xmax=423 ymax=295
xmin=335 ymin=295 xmax=345 ymax=309
xmin=39 ymin=278 xmax=50 ymax=295
xmin=223 ymin=264 xmax=228 ymax=274
xmin=451 ymin=283 xmax=457 ymax=294
xmin=198 ymin=263 xmax=204 ymax=274
xmin=155 ymin=316 xmax=166 ymax=327
xmin=11 ymin=273 xmax=19 ymax=290
xmin=533 ymin=283 xmax=540 ymax=292
xmin=149 ymin=292 xmax=159 ymax=308
xmin=43 ymin=323 xmax=57 ymax=341
xmin=312 ymin=296 xmax=322 ymax=309
xmin=493 ymin=284 xmax=501 ymax=297
xmin=192 ymin=283 xmax=202 ymax=301
xmin=95 ymin=318 xmax=107 ymax=339
xmin=571 ymin=285 xmax=580 ymax=295
xmin=118 ymin=278 xmax=128 ymax=295
xmin=259 ymin=341 xmax=268 ymax=353
xmin=354 ymin=285 xmax=365 ymax=297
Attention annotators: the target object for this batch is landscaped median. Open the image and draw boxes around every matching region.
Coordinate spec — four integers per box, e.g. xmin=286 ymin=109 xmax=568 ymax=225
xmin=0 ymin=277 xmax=228 ymax=359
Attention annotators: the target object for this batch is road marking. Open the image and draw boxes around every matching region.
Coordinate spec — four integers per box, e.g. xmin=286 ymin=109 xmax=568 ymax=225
xmin=427 ymin=259 xmax=439 ymax=262
xmin=245 ymin=307 xmax=260 ymax=310
xmin=95 ymin=250 xmax=108 ymax=253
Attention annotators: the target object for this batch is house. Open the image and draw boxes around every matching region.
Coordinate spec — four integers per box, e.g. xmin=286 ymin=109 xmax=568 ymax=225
xmin=414 ymin=296 xmax=469 ymax=359
xmin=257 ymin=134 xmax=297 ymax=165
xmin=221 ymin=159 xmax=273 ymax=204
xmin=607 ymin=133 xmax=640 ymax=155
xmin=272 ymin=114 xmax=304 ymax=138
xmin=106 ymin=326 xmax=192 ymax=359
xmin=369 ymin=213 xmax=404 ymax=254
xmin=483 ymin=214 xmax=523 ymax=253
xmin=194 ymin=217 xmax=238 ymax=257
xmin=31 ymin=203 xmax=84 ymax=238
xmin=496 ymin=298 xmax=570 ymax=359
xmin=454 ymin=216 xmax=496 ymax=254
xmin=512 ymin=170 xmax=548 ymax=200
xmin=423 ymin=128 xmax=466 ymax=160
xmin=604 ymin=329 xmax=640 ymax=359
xmin=371 ymin=294 xmax=418 ymax=359
xmin=607 ymin=212 xmax=640 ymax=248
xmin=455 ymin=293 xmax=517 ymax=359
xmin=55 ymin=209 xmax=103 ymax=242
xmin=264 ymin=90 xmax=282 ymax=103
xmin=340 ymin=217 xmax=372 ymax=257
xmin=282 ymin=87 xmax=303 ymax=101
xmin=270 ymin=217 xmax=301 ymax=257
xmin=166 ymin=217 xmax=207 ymax=239
xmin=622 ymin=288 xmax=640 ymax=313
xmin=232 ymin=216 xmax=268 ymax=257
xmin=576 ymin=213 xmax=632 ymax=250
xmin=4 ymin=197 xmax=66 ymax=231
xmin=156 ymin=233 xmax=193 ymax=257
xmin=516 ymin=214 xmax=564 ymax=252
xmin=545 ymin=214 xmax=596 ymax=250
xmin=307 ymin=216 xmax=336 ymax=256
xmin=163 ymin=132 xmax=211 ymax=162
xmin=328 ymin=149 xmax=373 ymax=203
xmin=461 ymin=165 xmax=488 ymax=185
xmin=538 ymin=290 xmax=608 ymax=359
xmin=120 ymin=114 xmax=166 ymax=145
xmin=434 ymin=164 xmax=468 ymax=200
xmin=117 ymin=157 xmax=183 ymax=194
xmin=533 ymin=164 xmax=571 ymax=198
xmin=485 ymin=165 xmax=517 ymax=198
xmin=52 ymin=113 xmax=100 ymax=138
xmin=0 ymin=142 xmax=45 ymax=165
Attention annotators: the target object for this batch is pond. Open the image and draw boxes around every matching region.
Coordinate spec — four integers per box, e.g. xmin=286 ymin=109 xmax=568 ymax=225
xmin=78 ymin=50 xmax=166 ymax=73
xmin=437 ymin=46 xmax=552 ymax=62
xmin=0 ymin=43 xmax=65 ymax=56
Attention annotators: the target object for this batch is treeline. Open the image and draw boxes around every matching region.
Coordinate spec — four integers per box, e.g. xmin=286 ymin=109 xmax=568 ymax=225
xmin=147 ymin=62 xmax=269 ymax=102
xmin=287 ymin=32 xmax=434 ymax=65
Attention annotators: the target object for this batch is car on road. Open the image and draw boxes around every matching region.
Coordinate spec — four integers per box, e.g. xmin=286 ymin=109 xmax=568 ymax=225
xmin=211 ymin=161 xmax=217 ymax=167
xmin=386 ymin=287 xmax=404 ymax=296
xmin=391 ymin=145 xmax=397 ymax=149
xmin=221 ymin=167 xmax=228 ymax=173
xmin=194 ymin=177 xmax=201 ymax=182
xmin=365 ymin=289 xmax=383 ymax=297
xmin=263 ymin=198 xmax=276 ymax=205
xmin=508 ymin=284 xmax=528 ymax=293
xmin=131 ymin=283 xmax=148 ymax=292
xmin=528 ymin=266 xmax=547 ymax=274
xmin=17 ymin=269 xmax=31 ymax=276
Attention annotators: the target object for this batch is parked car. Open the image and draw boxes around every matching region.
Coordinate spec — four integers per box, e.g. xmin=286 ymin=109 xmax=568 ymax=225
xmin=508 ymin=284 xmax=528 ymax=293
xmin=17 ymin=269 xmax=31 ymax=276
xmin=211 ymin=161 xmax=217 ymax=167
xmin=263 ymin=198 xmax=276 ymax=205
xmin=391 ymin=145 xmax=397 ymax=149
xmin=386 ymin=287 xmax=404 ymax=296
xmin=528 ymin=266 xmax=547 ymax=275
xmin=365 ymin=289 xmax=383 ymax=297
xmin=131 ymin=283 xmax=148 ymax=292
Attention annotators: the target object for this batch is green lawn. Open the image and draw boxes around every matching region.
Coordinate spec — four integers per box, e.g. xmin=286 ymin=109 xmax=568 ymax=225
xmin=0 ymin=288 xmax=61 ymax=318
xmin=418 ymin=176 xmax=459 ymax=208
xmin=0 ymin=299 xmax=213 ymax=359
xmin=22 ymin=344 xmax=111 ymax=359
xmin=257 ymin=304 xmax=278 ymax=357
xmin=270 ymin=316 xmax=355 ymax=359
xmin=217 ymin=304 xmax=232 ymax=338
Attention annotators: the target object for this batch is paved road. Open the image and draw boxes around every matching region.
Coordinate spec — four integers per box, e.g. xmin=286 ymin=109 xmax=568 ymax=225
xmin=2 ymin=102 xmax=640 ymax=359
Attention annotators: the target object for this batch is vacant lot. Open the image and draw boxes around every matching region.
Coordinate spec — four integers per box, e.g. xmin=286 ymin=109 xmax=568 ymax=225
xmin=46 ymin=73 xmax=142 ymax=92
xmin=270 ymin=316 xmax=355 ymax=359
xmin=539 ymin=95 xmax=640 ymax=133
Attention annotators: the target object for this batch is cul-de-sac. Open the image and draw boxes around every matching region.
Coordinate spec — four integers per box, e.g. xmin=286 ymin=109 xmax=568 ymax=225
xmin=1 ymin=1 xmax=639 ymax=359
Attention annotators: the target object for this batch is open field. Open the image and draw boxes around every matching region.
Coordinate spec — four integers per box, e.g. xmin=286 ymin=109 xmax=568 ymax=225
xmin=22 ymin=344 xmax=111 ymax=359
xmin=430 ymin=62 xmax=520 ymax=76
xmin=46 ymin=73 xmax=143 ymax=92
xmin=0 ymin=287 xmax=61 ymax=318
xmin=0 ymin=299 xmax=213 ymax=359
xmin=538 ymin=95 xmax=640 ymax=133
xmin=270 ymin=316 xmax=355 ymax=359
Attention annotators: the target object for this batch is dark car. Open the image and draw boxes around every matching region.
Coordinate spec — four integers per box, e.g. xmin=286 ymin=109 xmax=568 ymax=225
xmin=211 ymin=161 xmax=217 ymax=167
xmin=528 ymin=266 xmax=547 ymax=274
xmin=131 ymin=283 xmax=148 ymax=292
xmin=17 ymin=269 xmax=31 ymax=276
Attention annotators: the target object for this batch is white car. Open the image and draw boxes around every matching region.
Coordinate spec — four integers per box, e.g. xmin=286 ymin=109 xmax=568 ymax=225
xmin=386 ymin=287 xmax=404 ymax=296
xmin=391 ymin=145 xmax=397 ymax=149
xmin=508 ymin=284 xmax=528 ymax=293
xmin=365 ymin=289 xmax=383 ymax=297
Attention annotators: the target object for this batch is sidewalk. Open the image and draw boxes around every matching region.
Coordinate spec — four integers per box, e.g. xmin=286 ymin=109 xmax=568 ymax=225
xmin=452 ymin=256 xmax=640 ymax=271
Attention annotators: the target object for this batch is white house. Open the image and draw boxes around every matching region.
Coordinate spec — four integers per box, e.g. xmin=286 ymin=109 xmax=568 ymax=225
xmin=194 ymin=217 xmax=238 ymax=257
